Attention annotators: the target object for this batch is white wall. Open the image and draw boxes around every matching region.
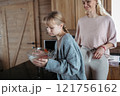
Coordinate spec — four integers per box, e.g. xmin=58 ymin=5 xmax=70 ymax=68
xmin=112 ymin=0 xmax=120 ymax=42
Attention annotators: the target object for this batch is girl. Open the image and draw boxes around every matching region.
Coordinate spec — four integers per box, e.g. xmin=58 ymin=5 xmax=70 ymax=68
xmin=32 ymin=11 xmax=86 ymax=80
xmin=75 ymin=0 xmax=117 ymax=80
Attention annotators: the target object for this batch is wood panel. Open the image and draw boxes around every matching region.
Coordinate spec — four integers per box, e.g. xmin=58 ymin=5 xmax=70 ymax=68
xmin=0 ymin=9 xmax=3 ymax=71
xmin=75 ymin=0 xmax=85 ymax=27
xmin=0 ymin=1 xmax=36 ymax=70
xmin=0 ymin=0 xmax=33 ymax=6
xmin=34 ymin=0 xmax=41 ymax=47
xmin=39 ymin=0 xmax=56 ymax=48
xmin=102 ymin=0 xmax=111 ymax=14
xmin=51 ymin=0 xmax=75 ymax=30
xmin=108 ymin=66 xmax=120 ymax=80
xmin=0 ymin=7 xmax=10 ymax=69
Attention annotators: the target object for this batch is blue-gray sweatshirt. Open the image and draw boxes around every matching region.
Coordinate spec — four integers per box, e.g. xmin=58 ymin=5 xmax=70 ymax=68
xmin=45 ymin=33 xmax=86 ymax=80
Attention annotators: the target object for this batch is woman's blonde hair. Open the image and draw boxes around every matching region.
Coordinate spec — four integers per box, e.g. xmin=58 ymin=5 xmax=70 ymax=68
xmin=43 ymin=11 xmax=69 ymax=33
xmin=96 ymin=0 xmax=110 ymax=16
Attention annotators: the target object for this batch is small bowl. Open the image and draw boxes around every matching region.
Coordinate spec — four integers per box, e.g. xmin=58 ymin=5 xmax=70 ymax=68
xmin=27 ymin=47 xmax=48 ymax=62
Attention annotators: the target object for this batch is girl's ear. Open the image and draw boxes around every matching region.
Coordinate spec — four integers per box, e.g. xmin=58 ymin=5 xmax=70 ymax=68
xmin=60 ymin=23 xmax=64 ymax=29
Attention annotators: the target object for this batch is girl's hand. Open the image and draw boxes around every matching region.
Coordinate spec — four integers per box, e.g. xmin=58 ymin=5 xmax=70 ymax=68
xmin=32 ymin=58 xmax=48 ymax=67
xmin=93 ymin=46 xmax=105 ymax=59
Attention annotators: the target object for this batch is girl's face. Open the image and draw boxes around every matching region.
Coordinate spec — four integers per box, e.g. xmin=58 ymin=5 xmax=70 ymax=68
xmin=46 ymin=21 xmax=63 ymax=37
xmin=82 ymin=0 xmax=97 ymax=12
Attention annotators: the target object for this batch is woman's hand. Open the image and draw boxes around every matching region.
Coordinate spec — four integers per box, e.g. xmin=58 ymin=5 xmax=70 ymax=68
xmin=32 ymin=58 xmax=48 ymax=67
xmin=93 ymin=46 xmax=105 ymax=59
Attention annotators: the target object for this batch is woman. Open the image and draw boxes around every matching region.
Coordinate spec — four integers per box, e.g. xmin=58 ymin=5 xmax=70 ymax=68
xmin=75 ymin=0 xmax=117 ymax=80
xmin=32 ymin=11 xmax=86 ymax=80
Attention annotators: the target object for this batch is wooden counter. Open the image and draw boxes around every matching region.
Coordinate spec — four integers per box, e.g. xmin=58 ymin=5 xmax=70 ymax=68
xmin=0 ymin=60 xmax=57 ymax=80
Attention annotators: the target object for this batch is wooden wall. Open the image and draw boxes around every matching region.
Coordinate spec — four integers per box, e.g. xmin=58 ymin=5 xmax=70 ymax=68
xmin=0 ymin=0 xmax=36 ymax=69
xmin=0 ymin=0 xmax=33 ymax=6
xmin=0 ymin=0 xmax=55 ymax=48
xmin=39 ymin=0 xmax=56 ymax=48
xmin=0 ymin=0 xmax=54 ymax=70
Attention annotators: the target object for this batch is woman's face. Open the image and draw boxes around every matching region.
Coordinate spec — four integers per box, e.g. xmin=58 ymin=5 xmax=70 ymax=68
xmin=46 ymin=21 xmax=62 ymax=37
xmin=82 ymin=0 xmax=97 ymax=12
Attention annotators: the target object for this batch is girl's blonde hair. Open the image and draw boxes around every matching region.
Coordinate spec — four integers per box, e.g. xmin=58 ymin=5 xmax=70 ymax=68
xmin=96 ymin=0 xmax=110 ymax=16
xmin=43 ymin=11 xmax=69 ymax=33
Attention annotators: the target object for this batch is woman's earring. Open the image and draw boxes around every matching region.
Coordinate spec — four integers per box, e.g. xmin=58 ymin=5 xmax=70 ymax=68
xmin=96 ymin=2 xmax=98 ymax=7
xmin=97 ymin=2 xmax=99 ymax=5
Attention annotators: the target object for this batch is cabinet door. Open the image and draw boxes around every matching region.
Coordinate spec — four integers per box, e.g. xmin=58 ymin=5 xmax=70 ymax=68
xmin=0 ymin=1 xmax=36 ymax=70
xmin=51 ymin=0 xmax=75 ymax=30
xmin=108 ymin=66 xmax=120 ymax=80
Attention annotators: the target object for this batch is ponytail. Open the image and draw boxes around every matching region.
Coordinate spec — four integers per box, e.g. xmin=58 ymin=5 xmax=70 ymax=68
xmin=63 ymin=25 xmax=69 ymax=33
xmin=96 ymin=0 xmax=110 ymax=16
